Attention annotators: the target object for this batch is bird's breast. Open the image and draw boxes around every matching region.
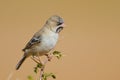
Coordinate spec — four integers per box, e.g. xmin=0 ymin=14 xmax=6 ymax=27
xmin=37 ymin=32 xmax=58 ymax=53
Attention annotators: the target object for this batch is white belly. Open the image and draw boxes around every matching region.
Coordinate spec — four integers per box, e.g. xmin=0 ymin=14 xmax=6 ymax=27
xmin=41 ymin=34 xmax=58 ymax=52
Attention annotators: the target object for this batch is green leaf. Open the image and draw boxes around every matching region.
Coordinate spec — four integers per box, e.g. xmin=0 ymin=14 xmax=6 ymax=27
xmin=34 ymin=67 xmax=38 ymax=74
xmin=53 ymin=51 xmax=62 ymax=59
xmin=42 ymin=73 xmax=56 ymax=80
xmin=34 ymin=63 xmax=43 ymax=74
xmin=37 ymin=63 xmax=43 ymax=68
xmin=51 ymin=74 xmax=56 ymax=79
xmin=53 ymin=51 xmax=61 ymax=55
xmin=28 ymin=75 xmax=34 ymax=80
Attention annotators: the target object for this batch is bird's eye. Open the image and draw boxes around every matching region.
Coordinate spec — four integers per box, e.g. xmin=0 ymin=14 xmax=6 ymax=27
xmin=57 ymin=22 xmax=63 ymax=26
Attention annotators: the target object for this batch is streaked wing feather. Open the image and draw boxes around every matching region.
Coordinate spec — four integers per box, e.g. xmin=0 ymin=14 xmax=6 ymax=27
xmin=22 ymin=35 xmax=41 ymax=51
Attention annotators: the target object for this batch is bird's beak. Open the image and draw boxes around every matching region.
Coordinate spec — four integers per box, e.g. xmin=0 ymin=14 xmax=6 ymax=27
xmin=59 ymin=23 xmax=65 ymax=28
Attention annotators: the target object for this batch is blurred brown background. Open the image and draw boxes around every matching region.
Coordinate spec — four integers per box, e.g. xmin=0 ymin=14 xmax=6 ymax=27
xmin=0 ymin=0 xmax=120 ymax=80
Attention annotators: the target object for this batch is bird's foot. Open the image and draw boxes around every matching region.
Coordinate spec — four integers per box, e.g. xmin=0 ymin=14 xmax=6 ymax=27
xmin=45 ymin=54 xmax=52 ymax=61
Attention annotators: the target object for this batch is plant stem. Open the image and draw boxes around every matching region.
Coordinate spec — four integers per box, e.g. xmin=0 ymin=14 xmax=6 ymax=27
xmin=39 ymin=58 xmax=49 ymax=80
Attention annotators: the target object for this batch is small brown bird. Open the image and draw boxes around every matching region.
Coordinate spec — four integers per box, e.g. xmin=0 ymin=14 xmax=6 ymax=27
xmin=16 ymin=15 xmax=64 ymax=70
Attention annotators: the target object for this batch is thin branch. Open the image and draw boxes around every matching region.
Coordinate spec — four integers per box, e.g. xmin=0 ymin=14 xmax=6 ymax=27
xmin=39 ymin=59 xmax=47 ymax=80
xmin=31 ymin=57 xmax=40 ymax=64
xmin=31 ymin=54 xmax=54 ymax=80
xmin=39 ymin=54 xmax=53 ymax=80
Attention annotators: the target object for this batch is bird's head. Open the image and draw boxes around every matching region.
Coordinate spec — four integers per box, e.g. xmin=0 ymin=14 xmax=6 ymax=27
xmin=46 ymin=15 xmax=64 ymax=33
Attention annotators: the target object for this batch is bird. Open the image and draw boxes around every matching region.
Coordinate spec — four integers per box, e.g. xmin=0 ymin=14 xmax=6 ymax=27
xmin=16 ymin=15 xmax=64 ymax=70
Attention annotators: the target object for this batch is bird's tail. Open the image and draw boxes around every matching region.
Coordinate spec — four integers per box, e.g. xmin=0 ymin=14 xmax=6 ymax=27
xmin=16 ymin=56 xmax=26 ymax=70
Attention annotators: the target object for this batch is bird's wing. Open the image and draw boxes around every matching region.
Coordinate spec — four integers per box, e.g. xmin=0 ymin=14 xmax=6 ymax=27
xmin=22 ymin=35 xmax=41 ymax=51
